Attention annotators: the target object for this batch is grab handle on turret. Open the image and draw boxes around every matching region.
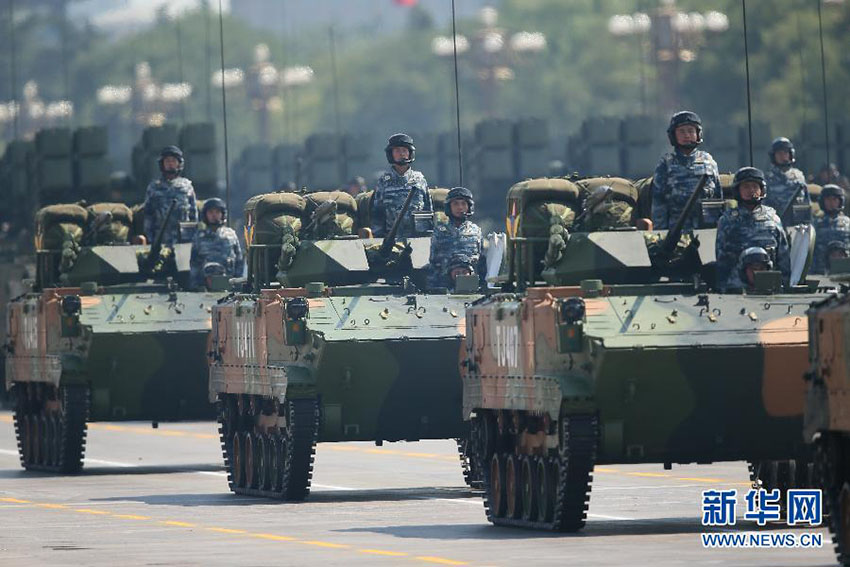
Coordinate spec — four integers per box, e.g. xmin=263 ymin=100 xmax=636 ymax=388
xmin=659 ymin=174 xmax=708 ymax=258
xmin=144 ymin=199 xmax=177 ymax=273
xmin=380 ymin=185 xmax=418 ymax=256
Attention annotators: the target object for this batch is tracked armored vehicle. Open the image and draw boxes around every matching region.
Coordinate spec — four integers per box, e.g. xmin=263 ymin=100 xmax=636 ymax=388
xmin=805 ymin=280 xmax=850 ymax=566
xmin=461 ymin=176 xmax=828 ymax=531
xmin=6 ymin=202 xmax=224 ymax=473
xmin=209 ymin=189 xmax=484 ymax=499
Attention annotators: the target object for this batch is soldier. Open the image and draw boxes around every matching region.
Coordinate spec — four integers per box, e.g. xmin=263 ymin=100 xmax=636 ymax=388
xmin=811 ymin=163 xmax=850 ymax=192
xmin=737 ymin=246 xmax=773 ymax=292
xmin=428 ymin=186 xmax=482 ymax=289
xmin=651 ymin=111 xmax=722 ymax=230
xmin=715 ymin=167 xmax=790 ymax=291
xmin=370 ymin=133 xmax=432 ymax=237
xmin=825 ymin=241 xmax=850 ymax=275
xmin=446 ymin=254 xmax=477 ymax=290
xmin=189 ymin=198 xmax=244 ymax=289
xmin=764 ymin=137 xmax=809 ymax=225
xmin=343 ymin=176 xmax=367 ymax=198
xmin=812 ymin=184 xmax=850 ymax=274
xmin=143 ymin=146 xmax=198 ymax=246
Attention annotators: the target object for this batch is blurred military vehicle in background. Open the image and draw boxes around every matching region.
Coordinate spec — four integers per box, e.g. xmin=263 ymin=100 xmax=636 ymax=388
xmin=805 ymin=282 xmax=850 ymax=566
xmin=460 ymin=175 xmax=830 ymax=531
xmin=208 ymin=187 xmax=485 ymax=499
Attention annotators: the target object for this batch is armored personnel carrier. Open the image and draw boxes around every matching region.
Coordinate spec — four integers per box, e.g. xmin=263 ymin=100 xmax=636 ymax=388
xmin=209 ymin=189 xmax=484 ymax=499
xmin=805 ymin=283 xmax=850 ymax=566
xmin=6 ymin=202 xmax=224 ymax=473
xmin=461 ymin=176 xmax=827 ymax=531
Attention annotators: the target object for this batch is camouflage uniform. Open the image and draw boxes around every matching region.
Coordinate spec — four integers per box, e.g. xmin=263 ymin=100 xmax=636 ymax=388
xmin=764 ymin=164 xmax=809 ymax=220
xmin=715 ymin=204 xmax=791 ymax=291
xmin=143 ymin=177 xmax=198 ymax=246
xmin=189 ymin=225 xmax=244 ymax=289
xmin=812 ymin=212 xmax=850 ymax=274
xmin=428 ymin=219 xmax=482 ymax=289
xmin=369 ymin=168 xmax=432 ymax=238
xmin=651 ymin=149 xmax=721 ymax=230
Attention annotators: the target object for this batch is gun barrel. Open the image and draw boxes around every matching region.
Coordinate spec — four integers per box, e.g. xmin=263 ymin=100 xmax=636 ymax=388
xmin=380 ymin=185 xmax=419 ymax=255
xmin=660 ymin=174 xmax=708 ymax=257
xmin=145 ymin=199 xmax=178 ymax=272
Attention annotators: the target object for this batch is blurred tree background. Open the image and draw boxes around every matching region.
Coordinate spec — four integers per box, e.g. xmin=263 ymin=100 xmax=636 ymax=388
xmin=0 ymin=0 xmax=846 ymax=172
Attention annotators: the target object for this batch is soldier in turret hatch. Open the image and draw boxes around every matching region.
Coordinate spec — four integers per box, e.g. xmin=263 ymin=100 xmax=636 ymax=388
xmin=428 ymin=186 xmax=482 ymax=289
xmin=190 ymin=198 xmax=243 ymax=289
xmin=651 ymin=111 xmax=722 ymax=230
xmin=715 ymin=167 xmax=790 ymax=291
xmin=812 ymin=185 xmax=850 ymax=274
xmin=370 ymin=133 xmax=432 ymax=238
xmin=764 ymin=137 xmax=809 ymax=226
xmin=143 ymin=145 xmax=198 ymax=246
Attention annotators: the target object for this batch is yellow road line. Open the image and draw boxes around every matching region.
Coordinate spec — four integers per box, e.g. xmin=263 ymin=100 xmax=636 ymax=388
xmin=415 ymin=556 xmax=469 ymax=565
xmin=0 ymin=497 xmax=32 ymax=504
xmin=3 ymin=496 xmax=473 ymax=565
xmin=250 ymin=533 xmax=296 ymax=542
xmin=677 ymin=477 xmax=724 ymax=483
xmin=627 ymin=472 xmax=670 ymax=478
xmin=359 ymin=549 xmax=409 ymax=557
xmin=206 ymin=527 xmax=247 ymax=534
xmin=299 ymin=540 xmax=350 ymax=549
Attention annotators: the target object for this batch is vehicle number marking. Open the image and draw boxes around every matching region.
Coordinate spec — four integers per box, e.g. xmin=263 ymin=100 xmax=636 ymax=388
xmin=235 ymin=319 xmax=256 ymax=361
xmin=494 ymin=320 xmax=519 ymax=370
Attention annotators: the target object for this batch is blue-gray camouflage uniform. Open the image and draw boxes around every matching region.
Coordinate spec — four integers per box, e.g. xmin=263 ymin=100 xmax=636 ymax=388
xmin=370 ymin=167 xmax=432 ymax=238
xmin=428 ymin=219 xmax=482 ymax=289
xmin=143 ymin=176 xmax=198 ymax=246
xmin=812 ymin=212 xmax=850 ymax=274
xmin=189 ymin=225 xmax=244 ymax=289
xmin=764 ymin=164 xmax=809 ymax=222
xmin=651 ymin=149 xmax=722 ymax=230
xmin=715 ymin=204 xmax=791 ymax=291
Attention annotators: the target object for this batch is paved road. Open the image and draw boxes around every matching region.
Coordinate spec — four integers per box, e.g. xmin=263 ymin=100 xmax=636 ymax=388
xmin=0 ymin=412 xmax=836 ymax=566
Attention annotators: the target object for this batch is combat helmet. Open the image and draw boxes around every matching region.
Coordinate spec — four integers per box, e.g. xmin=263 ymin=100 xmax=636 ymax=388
xmin=666 ymin=110 xmax=703 ymax=149
xmin=738 ymin=246 xmax=773 ymax=285
xmin=445 ymin=186 xmax=475 ymax=218
xmin=385 ymin=133 xmax=416 ymax=166
xmin=158 ymin=145 xmax=184 ymax=176
xmin=769 ymin=137 xmax=796 ymax=166
xmin=818 ymin=184 xmax=845 ymax=212
xmin=202 ymin=197 xmax=227 ymax=226
xmin=732 ymin=166 xmax=766 ymax=205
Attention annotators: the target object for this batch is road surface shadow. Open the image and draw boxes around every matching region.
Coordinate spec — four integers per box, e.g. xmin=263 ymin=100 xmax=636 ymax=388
xmin=338 ymin=518 xmax=814 ymax=540
xmin=0 ymin=463 xmax=225 ymax=478
xmin=91 ymin=486 xmax=480 ymax=507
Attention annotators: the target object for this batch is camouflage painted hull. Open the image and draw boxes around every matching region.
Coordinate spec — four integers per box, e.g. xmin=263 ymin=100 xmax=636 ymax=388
xmin=6 ymin=288 xmax=221 ymax=421
xmin=462 ymin=285 xmax=820 ymax=531
xmin=210 ymin=291 xmax=473 ymax=442
xmin=464 ymin=288 xmax=813 ymax=464
xmin=806 ymin=291 xmax=850 ymax=565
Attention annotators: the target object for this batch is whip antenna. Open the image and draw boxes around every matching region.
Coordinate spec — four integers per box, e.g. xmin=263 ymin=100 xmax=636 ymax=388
xmin=175 ymin=13 xmax=185 ymax=124
xmin=817 ymin=0 xmax=831 ymax=167
xmin=741 ymin=0 xmax=754 ymax=166
xmin=8 ymin=0 xmax=18 ymax=139
xmin=451 ymin=0 xmax=463 ymax=185
xmin=217 ymin=0 xmax=231 ymax=226
xmin=328 ymin=25 xmax=342 ymax=140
